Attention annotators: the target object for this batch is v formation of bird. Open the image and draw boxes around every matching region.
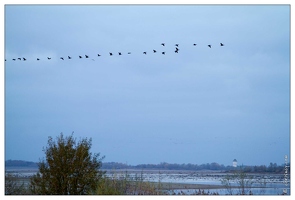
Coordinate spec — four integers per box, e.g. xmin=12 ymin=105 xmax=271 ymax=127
xmin=5 ymin=43 xmax=224 ymax=62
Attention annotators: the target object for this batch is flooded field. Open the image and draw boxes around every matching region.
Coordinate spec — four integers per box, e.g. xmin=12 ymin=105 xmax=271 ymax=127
xmin=105 ymin=169 xmax=290 ymax=195
xmin=5 ymin=167 xmax=290 ymax=195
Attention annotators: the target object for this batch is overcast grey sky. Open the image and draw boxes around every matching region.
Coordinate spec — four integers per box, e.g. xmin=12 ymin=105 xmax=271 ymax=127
xmin=4 ymin=5 xmax=290 ymax=166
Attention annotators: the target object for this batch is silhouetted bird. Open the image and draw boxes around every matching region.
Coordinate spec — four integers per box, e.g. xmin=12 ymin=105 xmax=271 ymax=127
xmin=220 ymin=43 xmax=224 ymax=46
xmin=85 ymin=55 xmax=89 ymax=58
xmin=128 ymin=52 xmax=131 ymax=54
xmin=175 ymin=49 xmax=179 ymax=53
xmin=37 ymin=58 xmax=40 ymax=61
xmin=118 ymin=52 xmax=122 ymax=55
xmin=175 ymin=44 xmax=179 ymax=47
xmin=97 ymin=54 xmax=101 ymax=56
xmin=143 ymin=52 xmax=147 ymax=54
xmin=153 ymin=50 xmax=157 ymax=53
xmin=5 ymin=59 xmax=6 ymax=61
xmin=161 ymin=43 xmax=165 ymax=46
xmin=162 ymin=52 xmax=165 ymax=55
xmin=68 ymin=56 xmax=72 ymax=59
xmin=109 ymin=53 xmax=113 ymax=56
xmin=12 ymin=59 xmax=16 ymax=61
xmin=193 ymin=43 xmax=197 ymax=46
xmin=175 ymin=47 xmax=179 ymax=51
xmin=208 ymin=45 xmax=211 ymax=48
xmin=60 ymin=57 xmax=64 ymax=60
xmin=47 ymin=57 xmax=51 ymax=60
xmin=18 ymin=58 xmax=21 ymax=60
xmin=79 ymin=56 xmax=82 ymax=58
xmin=23 ymin=57 xmax=26 ymax=61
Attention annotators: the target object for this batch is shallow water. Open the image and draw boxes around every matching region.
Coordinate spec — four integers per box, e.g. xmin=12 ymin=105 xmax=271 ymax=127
xmin=170 ymin=187 xmax=289 ymax=195
xmin=6 ymin=167 xmax=290 ymax=195
xmin=105 ymin=170 xmax=290 ymax=195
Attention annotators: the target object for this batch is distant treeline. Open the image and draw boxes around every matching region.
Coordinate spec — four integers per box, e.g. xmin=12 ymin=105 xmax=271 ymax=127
xmin=101 ymin=162 xmax=289 ymax=173
xmin=5 ymin=160 xmax=288 ymax=173
xmin=5 ymin=160 xmax=38 ymax=168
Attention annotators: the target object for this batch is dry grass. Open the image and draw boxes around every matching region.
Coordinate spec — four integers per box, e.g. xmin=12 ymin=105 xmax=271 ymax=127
xmin=96 ymin=171 xmax=165 ymax=195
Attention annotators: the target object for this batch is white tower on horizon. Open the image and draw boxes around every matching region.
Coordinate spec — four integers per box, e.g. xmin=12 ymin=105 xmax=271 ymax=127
xmin=233 ymin=159 xmax=237 ymax=167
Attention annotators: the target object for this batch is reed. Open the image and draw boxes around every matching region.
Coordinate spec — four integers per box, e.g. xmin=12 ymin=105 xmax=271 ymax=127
xmin=96 ymin=170 xmax=166 ymax=195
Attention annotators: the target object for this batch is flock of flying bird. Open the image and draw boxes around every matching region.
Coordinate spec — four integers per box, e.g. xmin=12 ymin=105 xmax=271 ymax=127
xmin=5 ymin=42 xmax=225 ymax=62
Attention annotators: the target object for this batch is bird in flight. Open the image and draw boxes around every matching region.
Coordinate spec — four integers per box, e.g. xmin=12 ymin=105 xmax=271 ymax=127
xmin=60 ymin=57 xmax=64 ymax=60
xmin=220 ymin=43 xmax=224 ymax=46
xmin=193 ymin=43 xmax=197 ymax=46
xmin=85 ymin=55 xmax=89 ymax=58
xmin=37 ymin=58 xmax=40 ymax=61
xmin=97 ymin=54 xmax=101 ymax=56
xmin=175 ymin=44 xmax=179 ymax=47
xmin=118 ymin=52 xmax=122 ymax=55
xmin=79 ymin=56 xmax=82 ymax=58
xmin=208 ymin=45 xmax=211 ymax=48
xmin=12 ymin=59 xmax=16 ymax=61
xmin=143 ymin=52 xmax=147 ymax=54
xmin=47 ymin=57 xmax=51 ymax=60
xmin=128 ymin=52 xmax=131 ymax=54
xmin=18 ymin=58 xmax=21 ymax=60
xmin=162 ymin=52 xmax=165 ymax=55
xmin=23 ymin=57 xmax=26 ymax=61
xmin=161 ymin=43 xmax=165 ymax=46
xmin=68 ymin=56 xmax=72 ymax=59
xmin=153 ymin=50 xmax=157 ymax=53
xmin=109 ymin=52 xmax=113 ymax=56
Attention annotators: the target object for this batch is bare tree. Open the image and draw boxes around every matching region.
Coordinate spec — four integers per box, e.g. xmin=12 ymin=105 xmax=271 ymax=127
xmin=221 ymin=168 xmax=254 ymax=195
xmin=221 ymin=174 xmax=235 ymax=195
